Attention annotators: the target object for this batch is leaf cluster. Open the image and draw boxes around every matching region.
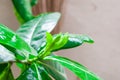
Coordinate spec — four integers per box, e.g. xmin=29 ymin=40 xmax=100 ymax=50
xmin=0 ymin=0 xmax=101 ymax=80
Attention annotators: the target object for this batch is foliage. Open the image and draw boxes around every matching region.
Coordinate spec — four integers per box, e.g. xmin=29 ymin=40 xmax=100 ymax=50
xmin=0 ymin=0 xmax=101 ymax=80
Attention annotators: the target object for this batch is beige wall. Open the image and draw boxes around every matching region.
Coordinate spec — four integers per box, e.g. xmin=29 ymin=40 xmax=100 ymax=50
xmin=0 ymin=0 xmax=19 ymax=30
xmin=58 ymin=0 xmax=120 ymax=80
xmin=0 ymin=0 xmax=120 ymax=80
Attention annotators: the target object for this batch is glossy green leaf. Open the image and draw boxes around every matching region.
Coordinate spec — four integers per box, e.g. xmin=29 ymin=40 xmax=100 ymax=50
xmin=44 ymin=56 xmax=101 ymax=80
xmin=13 ymin=7 xmax=25 ymax=24
xmin=17 ymin=63 xmax=52 ymax=80
xmin=38 ymin=33 xmax=94 ymax=52
xmin=12 ymin=0 xmax=33 ymax=23
xmin=46 ymin=32 xmax=68 ymax=51
xmin=40 ymin=61 xmax=67 ymax=80
xmin=39 ymin=32 xmax=68 ymax=58
xmin=0 ymin=45 xmax=15 ymax=63
xmin=63 ymin=34 xmax=94 ymax=48
xmin=0 ymin=24 xmax=37 ymax=60
xmin=41 ymin=54 xmax=67 ymax=80
xmin=0 ymin=64 xmax=14 ymax=80
xmin=53 ymin=34 xmax=94 ymax=51
xmin=16 ymin=12 xmax=61 ymax=51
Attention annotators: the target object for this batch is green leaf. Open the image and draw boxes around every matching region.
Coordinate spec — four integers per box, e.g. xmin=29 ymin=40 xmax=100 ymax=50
xmin=44 ymin=56 xmax=101 ymax=80
xmin=0 ymin=63 xmax=14 ymax=80
xmin=63 ymin=34 xmax=94 ymax=48
xmin=30 ymin=0 xmax=38 ymax=6
xmin=39 ymin=32 xmax=68 ymax=58
xmin=49 ymin=33 xmax=68 ymax=51
xmin=17 ymin=63 xmax=52 ymax=80
xmin=16 ymin=62 xmax=29 ymax=73
xmin=37 ymin=33 xmax=94 ymax=52
xmin=0 ymin=45 xmax=15 ymax=63
xmin=8 ymin=69 xmax=14 ymax=80
xmin=13 ymin=7 xmax=25 ymax=24
xmin=46 ymin=32 xmax=53 ymax=44
xmin=0 ymin=24 xmax=37 ymax=60
xmin=16 ymin=12 xmax=61 ymax=51
xmin=0 ymin=64 xmax=8 ymax=75
xmin=40 ymin=61 xmax=67 ymax=80
xmin=53 ymin=34 xmax=94 ymax=51
xmin=12 ymin=0 xmax=33 ymax=23
xmin=45 ymin=32 xmax=67 ymax=52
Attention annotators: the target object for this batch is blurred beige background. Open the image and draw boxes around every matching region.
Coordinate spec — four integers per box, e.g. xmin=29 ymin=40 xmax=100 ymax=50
xmin=0 ymin=0 xmax=120 ymax=80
